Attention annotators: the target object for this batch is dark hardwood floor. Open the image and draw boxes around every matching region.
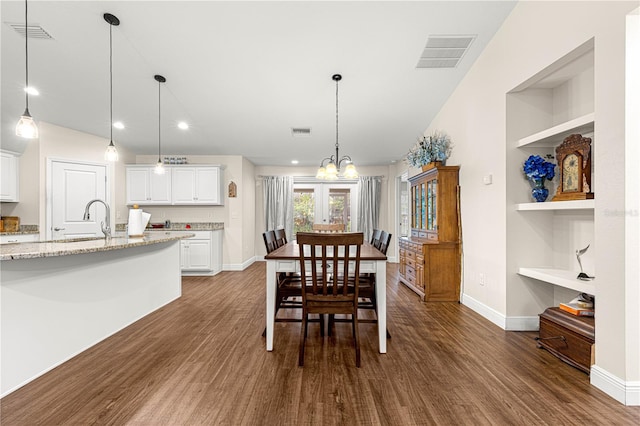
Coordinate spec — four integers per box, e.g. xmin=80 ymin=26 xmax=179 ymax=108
xmin=1 ymin=263 xmax=638 ymax=425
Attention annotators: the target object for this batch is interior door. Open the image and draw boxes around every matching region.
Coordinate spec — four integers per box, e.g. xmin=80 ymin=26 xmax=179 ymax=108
xmin=293 ymin=183 xmax=357 ymax=234
xmin=49 ymin=160 xmax=108 ymax=240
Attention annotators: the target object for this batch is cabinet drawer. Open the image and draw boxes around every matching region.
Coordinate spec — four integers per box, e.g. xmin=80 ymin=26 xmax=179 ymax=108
xmin=404 ymin=272 xmax=416 ymax=286
xmin=405 ymin=265 xmax=416 ymax=278
xmin=405 ymin=249 xmax=416 ymax=261
xmin=427 ymin=233 xmax=438 ymax=241
xmin=538 ymin=308 xmax=594 ymax=374
xmin=406 ymin=258 xmax=415 ymax=269
xmin=415 ymin=254 xmax=424 ymax=265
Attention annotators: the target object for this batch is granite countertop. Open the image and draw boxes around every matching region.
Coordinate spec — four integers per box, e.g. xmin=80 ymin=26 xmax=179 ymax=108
xmin=0 ymin=231 xmax=194 ymax=261
xmin=114 ymin=222 xmax=224 ymax=232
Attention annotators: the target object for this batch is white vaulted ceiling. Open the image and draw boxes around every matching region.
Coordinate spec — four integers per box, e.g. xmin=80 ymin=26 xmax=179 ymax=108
xmin=1 ymin=1 xmax=516 ymax=166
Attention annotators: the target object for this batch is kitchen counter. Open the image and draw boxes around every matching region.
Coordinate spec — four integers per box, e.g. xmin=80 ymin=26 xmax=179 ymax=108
xmin=0 ymin=231 xmax=193 ymax=261
xmin=2 ymin=231 xmax=189 ymax=397
xmin=0 ymin=224 xmax=39 ymax=236
xmin=115 ymin=221 xmax=224 ymax=232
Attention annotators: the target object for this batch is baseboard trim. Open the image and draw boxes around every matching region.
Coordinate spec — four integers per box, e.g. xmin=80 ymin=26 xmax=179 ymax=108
xmin=460 ymin=293 xmax=539 ymax=331
xmin=591 ymin=365 xmax=640 ymax=406
xmin=223 ymin=257 xmax=256 ymax=271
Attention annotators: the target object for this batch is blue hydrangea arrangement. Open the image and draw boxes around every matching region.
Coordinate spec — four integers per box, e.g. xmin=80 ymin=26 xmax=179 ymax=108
xmin=406 ymin=131 xmax=453 ymax=167
xmin=523 ymin=155 xmax=555 ymax=180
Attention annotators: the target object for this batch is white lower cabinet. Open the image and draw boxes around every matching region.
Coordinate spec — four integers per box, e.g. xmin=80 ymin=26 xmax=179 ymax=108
xmin=178 ymin=230 xmax=222 ymax=275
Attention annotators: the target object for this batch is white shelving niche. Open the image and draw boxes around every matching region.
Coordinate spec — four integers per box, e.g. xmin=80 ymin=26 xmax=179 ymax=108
xmin=506 ymin=39 xmax=596 ymax=322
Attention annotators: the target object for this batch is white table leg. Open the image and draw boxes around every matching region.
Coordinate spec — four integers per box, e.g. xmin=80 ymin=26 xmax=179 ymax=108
xmin=266 ymin=259 xmax=276 ymax=351
xmin=376 ymin=260 xmax=387 ymax=353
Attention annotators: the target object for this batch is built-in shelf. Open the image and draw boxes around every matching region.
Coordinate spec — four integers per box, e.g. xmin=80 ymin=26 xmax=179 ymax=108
xmin=518 ymin=267 xmax=596 ymax=295
xmin=517 ymin=113 xmax=595 ymax=148
xmin=516 ymin=199 xmax=595 ymax=211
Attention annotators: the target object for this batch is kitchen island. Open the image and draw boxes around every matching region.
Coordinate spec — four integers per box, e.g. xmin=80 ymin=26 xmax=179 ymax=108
xmin=0 ymin=232 xmax=192 ymax=397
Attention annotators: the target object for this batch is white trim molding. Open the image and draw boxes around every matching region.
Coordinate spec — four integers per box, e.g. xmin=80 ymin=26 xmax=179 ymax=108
xmin=461 ymin=293 xmax=539 ymax=331
xmin=224 ymin=256 xmax=256 ymax=271
xmin=591 ymin=365 xmax=640 ymax=406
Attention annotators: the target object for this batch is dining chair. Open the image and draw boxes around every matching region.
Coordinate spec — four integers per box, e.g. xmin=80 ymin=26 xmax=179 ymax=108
xmin=312 ymin=223 xmax=345 ymax=233
xmin=262 ymin=230 xmax=305 ymax=337
xmin=274 ymin=228 xmax=287 ymax=248
xmin=296 ymin=231 xmax=364 ymax=367
xmin=263 ymin=230 xmax=278 ymax=254
xmin=370 ymin=229 xmax=382 ymax=246
xmin=358 ymin=231 xmax=392 ymax=337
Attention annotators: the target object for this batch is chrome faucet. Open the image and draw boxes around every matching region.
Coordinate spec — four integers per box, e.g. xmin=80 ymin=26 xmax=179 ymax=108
xmin=83 ymin=199 xmax=112 ymax=240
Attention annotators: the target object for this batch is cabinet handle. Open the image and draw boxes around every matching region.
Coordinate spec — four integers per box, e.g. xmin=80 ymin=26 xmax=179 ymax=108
xmin=53 ymin=227 xmax=66 ymax=231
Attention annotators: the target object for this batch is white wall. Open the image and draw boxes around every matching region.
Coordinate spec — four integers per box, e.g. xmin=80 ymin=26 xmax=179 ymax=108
xmin=420 ymin=1 xmax=638 ymax=403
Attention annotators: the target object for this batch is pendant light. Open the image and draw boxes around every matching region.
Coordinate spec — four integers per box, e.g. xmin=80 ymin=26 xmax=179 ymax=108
xmin=316 ymin=74 xmax=358 ymax=180
xmin=103 ymin=13 xmax=120 ymax=162
xmin=15 ymin=0 xmax=38 ymax=139
xmin=154 ymin=75 xmax=166 ymax=175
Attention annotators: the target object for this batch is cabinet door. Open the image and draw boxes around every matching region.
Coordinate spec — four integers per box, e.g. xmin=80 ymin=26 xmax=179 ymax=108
xmin=184 ymin=239 xmax=212 ymax=270
xmin=0 ymin=152 xmax=19 ymax=202
xmin=194 ymin=167 xmax=221 ymax=205
xmin=126 ymin=168 xmax=150 ymax=204
xmin=149 ymin=168 xmax=172 ymax=203
xmin=172 ymin=168 xmax=196 ymax=204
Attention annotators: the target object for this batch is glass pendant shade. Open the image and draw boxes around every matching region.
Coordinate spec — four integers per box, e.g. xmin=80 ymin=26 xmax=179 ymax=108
xmin=316 ymin=166 xmax=326 ymax=179
xmin=104 ymin=141 xmax=119 ymax=161
xmin=325 ymin=162 xmax=338 ymax=179
xmin=154 ymin=160 xmax=165 ymax=175
xmin=16 ymin=109 xmax=38 ymax=138
xmin=343 ymin=163 xmax=358 ymax=179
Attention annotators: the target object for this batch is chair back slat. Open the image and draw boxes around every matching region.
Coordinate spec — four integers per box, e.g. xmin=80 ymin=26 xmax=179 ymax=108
xmin=370 ymin=229 xmax=382 ymax=245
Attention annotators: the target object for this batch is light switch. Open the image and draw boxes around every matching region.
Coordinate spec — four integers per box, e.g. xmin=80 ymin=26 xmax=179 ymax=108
xmin=483 ymin=174 xmax=493 ymax=185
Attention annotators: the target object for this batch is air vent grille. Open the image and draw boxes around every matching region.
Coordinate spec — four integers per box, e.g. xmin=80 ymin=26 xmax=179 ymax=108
xmin=416 ymin=35 xmax=475 ymax=69
xmin=6 ymin=22 xmax=53 ymax=40
xmin=291 ymin=127 xmax=312 ymax=137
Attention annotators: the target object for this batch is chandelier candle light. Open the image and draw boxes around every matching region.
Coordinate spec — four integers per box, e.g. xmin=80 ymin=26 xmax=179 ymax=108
xmin=154 ymin=75 xmax=166 ymax=175
xmin=15 ymin=0 xmax=38 ymax=139
xmin=316 ymin=74 xmax=358 ymax=180
xmin=104 ymin=13 xmax=120 ymax=162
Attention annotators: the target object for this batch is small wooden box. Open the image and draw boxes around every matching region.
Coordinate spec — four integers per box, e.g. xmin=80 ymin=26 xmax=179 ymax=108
xmin=537 ymin=307 xmax=595 ymax=374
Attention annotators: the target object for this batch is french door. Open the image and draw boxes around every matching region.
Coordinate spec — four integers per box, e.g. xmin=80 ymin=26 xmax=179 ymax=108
xmin=293 ymin=183 xmax=358 ymax=235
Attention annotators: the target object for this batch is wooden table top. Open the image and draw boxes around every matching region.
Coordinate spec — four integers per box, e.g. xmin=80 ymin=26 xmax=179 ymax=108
xmin=265 ymin=241 xmax=387 ymax=261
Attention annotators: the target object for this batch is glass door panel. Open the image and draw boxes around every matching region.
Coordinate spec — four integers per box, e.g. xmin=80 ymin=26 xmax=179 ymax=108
xmin=293 ymin=189 xmax=315 ymax=235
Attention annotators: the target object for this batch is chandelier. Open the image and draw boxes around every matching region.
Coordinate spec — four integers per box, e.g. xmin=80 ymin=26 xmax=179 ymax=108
xmin=316 ymin=74 xmax=358 ymax=180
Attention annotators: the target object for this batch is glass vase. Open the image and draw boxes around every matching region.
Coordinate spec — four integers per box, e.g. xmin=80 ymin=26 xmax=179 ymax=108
xmin=531 ymin=177 xmax=548 ymax=202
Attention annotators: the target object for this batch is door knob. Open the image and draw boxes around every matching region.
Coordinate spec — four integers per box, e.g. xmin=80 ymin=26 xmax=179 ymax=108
xmin=53 ymin=227 xmax=66 ymax=231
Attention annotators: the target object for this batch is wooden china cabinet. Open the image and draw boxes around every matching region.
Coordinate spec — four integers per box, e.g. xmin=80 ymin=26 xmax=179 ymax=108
xmin=399 ymin=163 xmax=461 ymax=301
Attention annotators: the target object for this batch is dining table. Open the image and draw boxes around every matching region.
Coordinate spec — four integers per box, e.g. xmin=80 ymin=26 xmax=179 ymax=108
xmin=264 ymin=240 xmax=388 ymax=353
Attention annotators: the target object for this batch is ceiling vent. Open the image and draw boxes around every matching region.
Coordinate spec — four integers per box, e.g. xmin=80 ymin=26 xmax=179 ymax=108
xmin=416 ymin=35 xmax=475 ymax=69
xmin=6 ymin=22 xmax=53 ymax=40
xmin=291 ymin=127 xmax=312 ymax=137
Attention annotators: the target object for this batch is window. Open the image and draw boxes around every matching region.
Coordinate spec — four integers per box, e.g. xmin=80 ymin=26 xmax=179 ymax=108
xmin=293 ymin=183 xmax=357 ymax=236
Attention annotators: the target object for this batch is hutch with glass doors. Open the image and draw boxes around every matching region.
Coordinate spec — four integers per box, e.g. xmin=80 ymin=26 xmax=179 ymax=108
xmin=399 ymin=163 xmax=461 ymax=301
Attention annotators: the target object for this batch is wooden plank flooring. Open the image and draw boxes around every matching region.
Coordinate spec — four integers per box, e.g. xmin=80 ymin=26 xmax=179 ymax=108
xmin=1 ymin=262 xmax=638 ymax=425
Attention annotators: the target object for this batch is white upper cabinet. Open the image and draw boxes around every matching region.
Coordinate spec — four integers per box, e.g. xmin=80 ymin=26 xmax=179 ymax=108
xmin=0 ymin=151 xmax=19 ymax=202
xmin=171 ymin=166 xmax=223 ymax=205
xmin=126 ymin=166 xmax=172 ymax=205
xmin=126 ymin=165 xmax=223 ymax=206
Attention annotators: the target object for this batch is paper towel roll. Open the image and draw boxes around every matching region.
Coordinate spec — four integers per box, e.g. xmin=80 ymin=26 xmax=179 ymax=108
xmin=128 ymin=209 xmax=151 ymax=237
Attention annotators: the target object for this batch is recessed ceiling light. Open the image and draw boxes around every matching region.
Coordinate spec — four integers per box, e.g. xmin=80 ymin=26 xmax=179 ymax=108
xmin=178 ymin=122 xmax=189 ymax=130
xmin=24 ymin=86 xmax=39 ymax=96
xmin=113 ymin=121 xmax=124 ymax=129
xmin=291 ymin=160 xmax=299 ymax=165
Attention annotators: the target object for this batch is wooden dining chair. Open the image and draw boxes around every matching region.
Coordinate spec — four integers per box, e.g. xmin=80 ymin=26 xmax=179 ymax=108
xmin=274 ymin=228 xmax=287 ymax=248
xmin=262 ymin=230 xmax=304 ymax=337
xmin=296 ymin=232 xmax=364 ymax=367
xmin=358 ymin=231 xmax=392 ymax=337
xmin=312 ymin=223 xmax=345 ymax=233
xmin=370 ymin=229 xmax=382 ymax=246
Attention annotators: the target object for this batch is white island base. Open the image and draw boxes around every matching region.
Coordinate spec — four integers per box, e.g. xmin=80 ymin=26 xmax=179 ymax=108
xmin=1 ymin=240 xmax=182 ymax=397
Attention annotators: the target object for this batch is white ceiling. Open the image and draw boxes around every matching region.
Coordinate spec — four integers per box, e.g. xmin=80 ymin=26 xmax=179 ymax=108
xmin=1 ymin=1 xmax=516 ymax=167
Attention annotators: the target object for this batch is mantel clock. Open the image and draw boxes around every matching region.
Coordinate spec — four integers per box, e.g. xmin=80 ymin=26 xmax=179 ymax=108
xmin=552 ymin=134 xmax=594 ymax=201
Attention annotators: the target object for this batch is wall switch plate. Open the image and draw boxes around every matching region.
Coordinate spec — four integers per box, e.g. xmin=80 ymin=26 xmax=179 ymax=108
xmin=483 ymin=174 xmax=493 ymax=185
xmin=479 ymin=273 xmax=486 ymax=286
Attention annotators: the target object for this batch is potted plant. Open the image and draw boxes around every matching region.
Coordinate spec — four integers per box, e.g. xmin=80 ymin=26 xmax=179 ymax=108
xmin=406 ymin=131 xmax=453 ymax=169
xmin=523 ymin=154 xmax=556 ymax=202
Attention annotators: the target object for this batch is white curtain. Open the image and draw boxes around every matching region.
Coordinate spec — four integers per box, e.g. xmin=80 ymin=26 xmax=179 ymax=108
xmin=357 ymin=176 xmax=382 ymax=242
xmin=263 ymin=176 xmax=294 ymax=240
